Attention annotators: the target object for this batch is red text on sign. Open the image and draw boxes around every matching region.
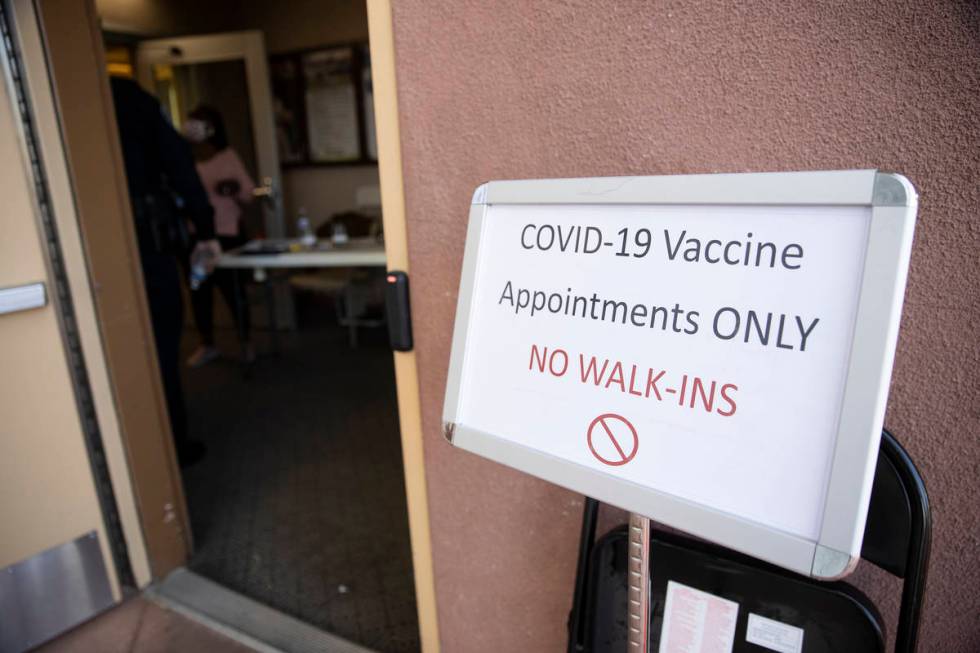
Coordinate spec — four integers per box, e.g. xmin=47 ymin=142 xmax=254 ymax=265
xmin=529 ymin=344 xmax=738 ymax=417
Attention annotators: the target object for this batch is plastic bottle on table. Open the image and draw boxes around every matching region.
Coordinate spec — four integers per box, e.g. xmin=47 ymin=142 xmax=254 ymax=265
xmin=331 ymin=220 xmax=349 ymax=245
xmin=297 ymin=207 xmax=317 ymax=248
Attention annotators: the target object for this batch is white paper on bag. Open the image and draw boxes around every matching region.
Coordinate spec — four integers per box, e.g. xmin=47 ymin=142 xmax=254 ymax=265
xmin=658 ymin=580 xmax=739 ymax=653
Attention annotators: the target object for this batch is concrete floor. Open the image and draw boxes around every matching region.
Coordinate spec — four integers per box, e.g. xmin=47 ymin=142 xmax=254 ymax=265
xmin=34 ymin=597 xmax=258 ymax=653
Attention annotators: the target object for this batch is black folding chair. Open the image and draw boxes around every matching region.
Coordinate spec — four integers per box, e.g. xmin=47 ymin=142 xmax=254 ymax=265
xmin=567 ymin=429 xmax=931 ymax=652
xmin=859 ymin=430 xmax=931 ymax=653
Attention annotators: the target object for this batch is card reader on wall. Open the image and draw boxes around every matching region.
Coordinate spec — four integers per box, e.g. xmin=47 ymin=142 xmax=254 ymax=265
xmin=385 ymin=271 xmax=413 ymax=351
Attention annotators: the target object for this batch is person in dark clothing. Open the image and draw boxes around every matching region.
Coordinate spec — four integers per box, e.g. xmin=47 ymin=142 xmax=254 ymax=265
xmin=109 ymin=76 xmax=218 ymax=466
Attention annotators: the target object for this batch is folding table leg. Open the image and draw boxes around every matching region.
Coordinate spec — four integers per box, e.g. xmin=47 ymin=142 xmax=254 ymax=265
xmin=265 ymin=272 xmax=280 ymax=355
xmin=231 ymin=270 xmax=248 ymax=364
xmin=345 ymin=283 xmax=358 ymax=348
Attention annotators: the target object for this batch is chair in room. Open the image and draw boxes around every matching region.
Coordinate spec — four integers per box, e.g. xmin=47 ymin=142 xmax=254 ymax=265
xmin=288 ymin=208 xmax=386 ymax=347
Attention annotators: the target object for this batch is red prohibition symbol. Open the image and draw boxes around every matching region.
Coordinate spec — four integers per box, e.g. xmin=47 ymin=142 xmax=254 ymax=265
xmin=587 ymin=413 xmax=639 ymax=466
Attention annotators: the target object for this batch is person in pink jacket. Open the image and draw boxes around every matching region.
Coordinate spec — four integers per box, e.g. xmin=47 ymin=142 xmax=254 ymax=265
xmin=182 ymin=105 xmax=256 ymax=366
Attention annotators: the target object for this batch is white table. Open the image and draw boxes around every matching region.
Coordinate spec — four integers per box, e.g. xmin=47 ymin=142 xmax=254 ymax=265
xmin=215 ymin=238 xmax=388 ymax=355
xmin=217 ymin=238 xmax=387 ymax=271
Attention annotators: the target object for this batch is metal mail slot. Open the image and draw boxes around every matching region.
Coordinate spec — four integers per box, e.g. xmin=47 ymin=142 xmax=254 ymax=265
xmin=0 ymin=282 xmax=46 ymax=315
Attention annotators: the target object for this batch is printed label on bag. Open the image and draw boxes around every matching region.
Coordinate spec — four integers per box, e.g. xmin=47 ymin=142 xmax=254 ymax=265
xmin=745 ymin=613 xmax=804 ymax=653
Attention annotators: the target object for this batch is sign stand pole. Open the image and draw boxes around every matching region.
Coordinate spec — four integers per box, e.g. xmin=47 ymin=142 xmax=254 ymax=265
xmin=627 ymin=513 xmax=651 ymax=651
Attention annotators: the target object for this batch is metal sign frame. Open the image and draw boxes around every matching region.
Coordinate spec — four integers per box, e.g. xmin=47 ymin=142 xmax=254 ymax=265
xmin=442 ymin=170 xmax=917 ymax=578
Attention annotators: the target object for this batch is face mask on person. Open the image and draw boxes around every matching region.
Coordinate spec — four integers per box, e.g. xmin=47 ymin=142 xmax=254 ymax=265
xmin=182 ymin=119 xmax=212 ymax=144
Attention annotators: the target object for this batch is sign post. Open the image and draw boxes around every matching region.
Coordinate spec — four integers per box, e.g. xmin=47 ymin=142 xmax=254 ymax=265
xmin=628 ymin=513 xmax=651 ymax=651
xmin=443 ymin=171 xmax=916 ymax=584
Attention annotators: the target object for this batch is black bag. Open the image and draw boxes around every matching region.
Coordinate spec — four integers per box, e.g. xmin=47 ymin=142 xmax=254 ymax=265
xmin=572 ymin=526 xmax=884 ymax=652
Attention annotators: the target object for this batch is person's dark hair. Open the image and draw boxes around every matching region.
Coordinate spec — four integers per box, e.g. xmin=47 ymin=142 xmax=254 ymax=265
xmin=188 ymin=104 xmax=228 ymax=150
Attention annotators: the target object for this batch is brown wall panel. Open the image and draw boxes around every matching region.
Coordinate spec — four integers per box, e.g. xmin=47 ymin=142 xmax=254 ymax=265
xmin=390 ymin=2 xmax=980 ymax=651
xmin=36 ymin=0 xmax=190 ymax=577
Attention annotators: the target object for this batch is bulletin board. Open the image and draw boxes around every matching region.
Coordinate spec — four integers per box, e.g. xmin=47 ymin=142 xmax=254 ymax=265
xmin=269 ymin=43 xmax=375 ymax=167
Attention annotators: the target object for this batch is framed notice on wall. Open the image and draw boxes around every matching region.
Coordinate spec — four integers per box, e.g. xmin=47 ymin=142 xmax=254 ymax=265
xmin=269 ymin=43 xmax=376 ymax=167
xmin=303 ymin=48 xmax=359 ymax=163
xmin=443 ymin=170 xmax=917 ymax=578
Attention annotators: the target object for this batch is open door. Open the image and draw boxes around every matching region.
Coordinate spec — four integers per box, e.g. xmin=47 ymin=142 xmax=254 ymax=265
xmin=136 ymin=32 xmax=284 ymax=239
xmin=0 ymin=3 xmax=127 ymax=650
xmin=2 ymin=2 xmax=438 ymax=648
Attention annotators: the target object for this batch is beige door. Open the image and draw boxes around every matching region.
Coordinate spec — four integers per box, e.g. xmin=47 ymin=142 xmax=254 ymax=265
xmin=0 ymin=7 xmax=124 ymax=651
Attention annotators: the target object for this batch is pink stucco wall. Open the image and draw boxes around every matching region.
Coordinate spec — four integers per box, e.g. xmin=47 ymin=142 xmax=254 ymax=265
xmin=390 ymin=2 xmax=980 ymax=651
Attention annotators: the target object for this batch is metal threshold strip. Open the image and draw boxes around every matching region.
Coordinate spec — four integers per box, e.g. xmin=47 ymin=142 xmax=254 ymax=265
xmin=146 ymin=568 xmax=377 ymax=653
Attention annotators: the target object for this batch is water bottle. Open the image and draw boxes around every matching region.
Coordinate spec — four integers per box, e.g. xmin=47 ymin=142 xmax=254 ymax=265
xmin=331 ymin=221 xmax=349 ymax=245
xmin=189 ymin=246 xmax=213 ymax=291
xmin=297 ymin=207 xmax=316 ymax=247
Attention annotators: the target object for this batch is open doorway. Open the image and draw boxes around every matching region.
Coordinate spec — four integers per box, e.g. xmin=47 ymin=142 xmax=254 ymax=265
xmin=93 ymin=3 xmax=420 ymax=652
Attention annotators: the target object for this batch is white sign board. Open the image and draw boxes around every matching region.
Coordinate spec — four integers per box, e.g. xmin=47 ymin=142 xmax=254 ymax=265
xmin=443 ymin=171 xmax=917 ymax=578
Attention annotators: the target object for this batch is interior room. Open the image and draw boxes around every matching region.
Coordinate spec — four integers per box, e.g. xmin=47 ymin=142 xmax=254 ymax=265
xmin=95 ymin=1 xmax=419 ymax=650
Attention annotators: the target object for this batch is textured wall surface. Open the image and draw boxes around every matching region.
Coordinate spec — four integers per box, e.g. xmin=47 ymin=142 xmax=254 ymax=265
xmin=390 ymin=2 xmax=980 ymax=651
